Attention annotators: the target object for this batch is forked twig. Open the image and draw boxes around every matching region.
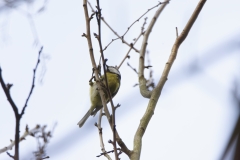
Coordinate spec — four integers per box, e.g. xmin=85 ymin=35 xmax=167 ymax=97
xmin=121 ymin=1 xmax=169 ymax=38
xmin=0 ymin=47 xmax=43 ymax=160
xmin=87 ymin=1 xmax=168 ymax=54
xmin=118 ymin=17 xmax=147 ymax=69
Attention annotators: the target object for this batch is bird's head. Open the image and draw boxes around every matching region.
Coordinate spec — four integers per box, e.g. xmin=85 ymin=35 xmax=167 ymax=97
xmin=106 ymin=65 xmax=121 ymax=80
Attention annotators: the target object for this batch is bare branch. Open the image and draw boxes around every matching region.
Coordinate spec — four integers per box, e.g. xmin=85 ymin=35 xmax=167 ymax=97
xmin=132 ymin=0 xmax=206 ymax=159
xmin=88 ymin=1 xmax=169 ymax=56
xmin=95 ymin=109 xmax=112 ymax=160
xmin=118 ymin=17 xmax=146 ymax=69
xmin=0 ymin=47 xmax=43 ymax=160
xmin=100 ymin=1 xmax=169 ymax=53
xmin=121 ymin=1 xmax=169 ymax=38
xmin=127 ymin=63 xmax=138 ymax=75
xmin=33 ymin=124 xmax=56 ymax=160
xmin=6 ymin=152 xmax=14 ymax=159
xmin=138 ymin=0 xmax=170 ymax=99
xmin=21 ymin=46 xmax=42 ymax=116
xmin=101 ymin=18 xmax=140 ymax=53
xmin=97 ymin=149 xmax=121 ymax=158
xmin=0 ymin=125 xmax=40 ymax=154
xmin=0 ymin=70 xmax=18 ymax=118
xmin=87 ymin=1 xmax=139 ymax=53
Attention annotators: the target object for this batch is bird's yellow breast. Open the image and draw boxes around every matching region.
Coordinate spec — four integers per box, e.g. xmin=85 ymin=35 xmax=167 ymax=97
xmin=90 ymin=72 xmax=120 ymax=108
xmin=105 ymin=72 xmax=120 ymax=97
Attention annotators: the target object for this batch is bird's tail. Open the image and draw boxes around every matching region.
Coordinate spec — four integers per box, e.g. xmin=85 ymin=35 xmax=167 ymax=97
xmin=77 ymin=110 xmax=91 ymax=128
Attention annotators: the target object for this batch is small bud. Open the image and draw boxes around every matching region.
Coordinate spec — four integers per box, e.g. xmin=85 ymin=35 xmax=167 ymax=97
xmin=6 ymin=83 xmax=13 ymax=90
xmin=25 ymin=125 xmax=29 ymax=133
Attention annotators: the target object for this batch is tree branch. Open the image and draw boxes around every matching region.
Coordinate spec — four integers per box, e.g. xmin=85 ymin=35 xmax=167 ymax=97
xmin=0 ymin=70 xmax=18 ymax=118
xmin=132 ymin=0 xmax=206 ymax=159
xmin=118 ymin=17 xmax=146 ymax=69
xmin=20 ymin=46 xmax=42 ymax=116
xmin=95 ymin=0 xmax=118 ymax=159
xmin=0 ymin=125 xmax=40 ymax=154
xmin=138 ymin=0 xmax=170 ymax=99
xmin=0 ymin=47 xmax=42 ymax=160
xmin=95 ymin=109 xmax=112 ymax=160
xmin=87 ymin=1 xmax=139 ymax=53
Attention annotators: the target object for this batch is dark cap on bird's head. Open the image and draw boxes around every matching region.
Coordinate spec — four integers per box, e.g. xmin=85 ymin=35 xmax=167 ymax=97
xmin=106 ymin=66 xmax=121 ymax=79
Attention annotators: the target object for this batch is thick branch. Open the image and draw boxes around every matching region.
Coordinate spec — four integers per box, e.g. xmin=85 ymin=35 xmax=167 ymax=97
xmin=138 ymin=0 xmax=170 ymax=99
xmin=132 ymin=0 xmax=206 ymax=159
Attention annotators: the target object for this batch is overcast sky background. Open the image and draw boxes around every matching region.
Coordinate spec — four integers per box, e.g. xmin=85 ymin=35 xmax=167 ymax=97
xmin=0 ymin=0 xmax=240 ymax=159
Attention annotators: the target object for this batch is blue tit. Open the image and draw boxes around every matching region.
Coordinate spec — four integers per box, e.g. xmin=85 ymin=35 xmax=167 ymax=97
xmin=78 ymin=66 xmax=121 ymax=128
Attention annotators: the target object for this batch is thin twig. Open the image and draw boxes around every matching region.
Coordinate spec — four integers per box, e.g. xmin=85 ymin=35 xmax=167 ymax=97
xmin=127 ymin=63 xmax=138 ymax=75
xmin=118 ymin=34 xmax=141 ymax=69
xmin=102 ymin=1 xmax=168 ymax=52
xmin=87 ymin=1 xmax=139 ymax=53
xmin=101 ymin=1 xmax=169 ymax=53
xmin=6 ymin=152 xmax=14 ymax=159
xmin=97 ymin=148 xmax=121 ymax=158
xmin=95 ymin=109 xmax=112 ymax=160
xmin=88 ymin=1 xmax=165 ymax=54
xmin=33 ymin=124 xmax=56 ymax=160
xmin=145 ymin=51 xmax=155 ymax=90
xmin=95 ymin=0 xmax=118 ymax=159
xmin=118 ymin=17 xmax=147 ymax=69
xmin=0 ymin=125 xmax=40 ymax=154
xmin=176 ymin=27 xmax=179 ymax=38
xmin=121 ymin=1 xmax=169 ymax=38
xmin=21 ymin=46 xmax=42 ymax=116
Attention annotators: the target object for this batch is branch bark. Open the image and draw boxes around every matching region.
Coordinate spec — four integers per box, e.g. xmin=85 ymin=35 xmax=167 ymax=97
xmin=138 ymin=0 xmax=170 ymax=99
xmin=132 ymin=0 xmax=207 ymax=159
xmin=0 ymin=47 xmax=42 ymax=160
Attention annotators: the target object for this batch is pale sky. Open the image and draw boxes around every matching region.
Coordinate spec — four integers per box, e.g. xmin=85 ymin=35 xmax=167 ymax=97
xmin=0 ymin=0 xmax=240 ymax=160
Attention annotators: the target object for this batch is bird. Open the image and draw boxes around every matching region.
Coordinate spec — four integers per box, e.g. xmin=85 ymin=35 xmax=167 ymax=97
xmin=77 ymin=66 xmax=121 ymax=128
